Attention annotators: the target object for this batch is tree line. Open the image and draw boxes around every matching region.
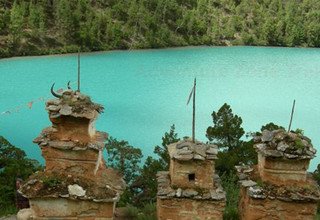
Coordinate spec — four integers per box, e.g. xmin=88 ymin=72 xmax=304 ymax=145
xmin=1 ymin=0 xmax=320 ymax=58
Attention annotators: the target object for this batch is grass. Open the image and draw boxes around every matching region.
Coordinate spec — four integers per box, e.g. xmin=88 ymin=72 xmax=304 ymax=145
xmin=0 ymin=204 xmax=17 ymax=217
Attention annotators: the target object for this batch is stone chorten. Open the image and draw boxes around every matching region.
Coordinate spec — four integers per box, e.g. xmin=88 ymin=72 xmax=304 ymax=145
xmin=157 ymin=139 xmax=226 ymax=220
xmin=237 ymin=129 xmax=320 ymax=220
xmin=19 ymin=88 xmax=125 ymax=219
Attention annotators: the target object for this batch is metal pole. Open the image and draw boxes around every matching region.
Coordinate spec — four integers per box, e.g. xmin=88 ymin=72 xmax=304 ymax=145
xmin=288 ymin=99 xmax=296 ymax=132
xmin=78 ymin=51 xmax=80 ymax=92
xmin=192 ymin=78 xmax=196 ymax=142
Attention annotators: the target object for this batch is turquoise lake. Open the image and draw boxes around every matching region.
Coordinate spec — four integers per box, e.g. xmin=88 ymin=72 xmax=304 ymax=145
xmin=0 ymin=46 xmax=319 ymax=171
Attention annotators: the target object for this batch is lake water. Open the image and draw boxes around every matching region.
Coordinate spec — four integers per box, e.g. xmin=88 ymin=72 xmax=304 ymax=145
xmin=0 ymin=46 xmax=319 ymax=171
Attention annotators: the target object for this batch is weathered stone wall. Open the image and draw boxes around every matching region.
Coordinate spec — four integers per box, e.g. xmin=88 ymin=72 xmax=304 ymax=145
xmin=41 ymin=146 xmax=101 ymax=176
xmin=30 ymin=198 xmax=114 ymax=219
xmin=50 ymin=115 xmax=95 ymax=143
xmin=258 ymin=154 xmax=310 ymax=185
xmin=239 ymin=187 xmax=318 ymax=220
xmin=169 ymin=159 xmax=214 ymax=189
xmin=157 ymin=197 xmax=225 ymax=220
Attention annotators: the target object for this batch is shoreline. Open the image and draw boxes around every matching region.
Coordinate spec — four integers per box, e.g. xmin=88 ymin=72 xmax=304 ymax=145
xmin=1 ymin=44 xmax=320 ymax=61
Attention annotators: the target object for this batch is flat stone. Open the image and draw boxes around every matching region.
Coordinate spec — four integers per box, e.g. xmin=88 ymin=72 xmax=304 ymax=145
xmin=309 ymin=147 xmax=317 ymax=154
xmin=274 ymin=131 xmax=287 ymax=141
xmin=264 ymin=150 xmax=283 ymax=157
xmin=301 ymin=135 xmax=311 ymax=143
xmin=277 ymin=141 xmax=289 ymax=152
xmin=206 ymin=147 xmax=218 ymax=155
xmin=176 ymin=188 xmax=182 ymax=197
xmin=59 ymin=105 xmax=72 ymax=115
xmin=46 ymin=99 xmax=60 ymax=105
xmin=206 ymin=155 xmax=218 ymax=160
xmin=82 ymin=111 xmax=96 ymax=119
xmin=278 ymin=196 xmax=292 ymax=202
xmin=166 ymin=190 xmax=176 ymax=197
xmin=248 ymin=186 xmax=265 ymax=199
xmin=202 ymin=192 xmax=211 ymax=199
xmin=46 ymin=105 xmax=61 ymax=112
xmin=240 ymin=180 xmax=257 ymax=188
xmin=182 ymin=189 xmax=198 ymax=197
xmin=173 ymin=154 xmax=193 ymax=161
xmin=255 ymin=143 xmax=266 ymax=151
xmin=238 ymin=173 xmax=248 ymax=180
xmin=215 ymin=186 xmax=224 ymax=194
xmin=73 ymin=146 xmax=87 ymax=151
xmin=305 ymin=150 xmax=315 ymax=156
xmin=288 ymin=132 xmax=298 ymax=140
xmin=301 ymin=139 xmax=309 ymax=147
xmin=62 ymin=89 xmax=73 ymax=95
xmin=261 ymin=130 xmax=274 ymax=142
xmin=177 ymin=149 xmax=193 ymax=155
xmin=210 ymin=189 xmax=226 ymax=200
xmin=68 ymin=184 xmax=86 ymax=197
xmin=176 ymin=141 xmax=192 ymax=149
xmin=295 ymin=148 xmax=303 ymax=155
xmin=284 ymin=153 xmax=299 ymax=159
xmin=158 ymin=187 xmax=175 ymax=196
xmin=193 ymin=154 xmax=205 ymax=160
xmin=49 ymin=113 xmax=61 ymax=119
xmin=194 ymin=145 xmax=207 ymax=157
xmin=49 ymin=141 xmax=75 ymax=150
xmin=251 ymin=194 xmax=267 ymax=199
xmin=39 ymin=142 xmax=48 ymax=146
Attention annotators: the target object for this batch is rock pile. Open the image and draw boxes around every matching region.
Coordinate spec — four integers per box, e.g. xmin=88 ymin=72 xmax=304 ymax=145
xmin=46 ymin=90 xmax=104 ymax=120
xmin=254 ymin=129 xmax=317 ymax=159
xmin=171 ymin=139 xmax=218 ymax=161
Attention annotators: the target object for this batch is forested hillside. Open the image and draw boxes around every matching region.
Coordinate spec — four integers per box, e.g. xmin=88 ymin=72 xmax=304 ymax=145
xmin=1 ymin=0 xmax=320 ymax=58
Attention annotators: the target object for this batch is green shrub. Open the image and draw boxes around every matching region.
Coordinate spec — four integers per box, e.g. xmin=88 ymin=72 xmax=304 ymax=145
xmin=221 ymin=172 xmax=240 ymax=220
xmin=124 ymin=204 xmax=139 ymax=218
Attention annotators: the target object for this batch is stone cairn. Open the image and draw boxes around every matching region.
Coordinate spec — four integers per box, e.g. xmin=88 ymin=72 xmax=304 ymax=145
xmin=237 ymin=129 xmax=320 ymax=220
xmin=157 ymin=139 xmax=226 ymax=220
xmin=18 ymin=89 xmax=125 ymax=219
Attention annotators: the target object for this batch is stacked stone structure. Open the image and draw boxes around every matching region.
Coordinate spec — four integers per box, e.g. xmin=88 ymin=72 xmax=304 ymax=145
xmin=238 ymin=129 xmax=320 ymax=220
xmin=18 ymin=89 xmax=125 ymax=219
xmin=157 ymin=139 xmax=226 ymax=220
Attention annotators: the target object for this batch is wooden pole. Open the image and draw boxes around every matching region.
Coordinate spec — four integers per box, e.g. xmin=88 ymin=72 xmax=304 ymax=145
xmin=192 ymin=78 xmax=196 ymax=143
xmin=78 ymin=51 xmax=80 ymax=92
xmin=288 ymin=99 xmax=296 ymax=132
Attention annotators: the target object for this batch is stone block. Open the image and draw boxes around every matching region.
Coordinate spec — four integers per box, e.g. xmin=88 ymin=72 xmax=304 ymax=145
xmin=50 ymin=115 xmax=96 ymax=142
xmin=258 ymin=153 xmax=310 ymax=184
xmin=239 ymin=187 xmax=318 ymax=220
xmin=29 ymin=198 xmax=115 ymax=219
xmin=41 ymin=147 xmax=102 ymax=176
xmin=169 ymin=159 xmax=214 ymax=189
xmin=157 ymin=197 xmax=225 ymax=220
